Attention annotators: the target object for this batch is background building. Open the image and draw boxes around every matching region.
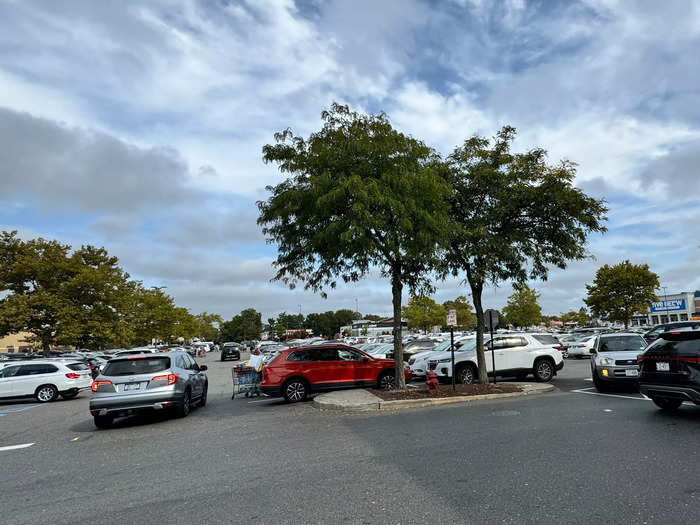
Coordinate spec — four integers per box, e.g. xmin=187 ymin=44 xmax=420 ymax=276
xmin=0 ymin=332 xmax=38 ymax=353
xmin=632 ymin=290 xmax=700 ymax=326
xmin=340 ymin=319 xmax=408 ymax=338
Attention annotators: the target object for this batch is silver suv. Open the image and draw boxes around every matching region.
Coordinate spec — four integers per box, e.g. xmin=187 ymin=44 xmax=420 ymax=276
xmin=89 ymin=351 xmax=207 ymax=429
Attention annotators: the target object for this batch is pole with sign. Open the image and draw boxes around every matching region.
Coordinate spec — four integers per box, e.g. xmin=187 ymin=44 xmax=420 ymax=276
xmin=484 ymin=309 xmax=499 ymax=384
xmin=446 ymin=309 xmax=457 ymax=391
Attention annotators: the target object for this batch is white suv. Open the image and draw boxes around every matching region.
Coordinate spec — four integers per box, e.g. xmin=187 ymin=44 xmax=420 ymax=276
xmin=0 ymin=360 xmax=93 ymax=402
xmin=427 ymin=333 xmax=564 ymax=384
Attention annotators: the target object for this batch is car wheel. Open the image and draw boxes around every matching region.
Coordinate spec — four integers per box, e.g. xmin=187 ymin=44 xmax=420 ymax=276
xmin=533 ymin=359 xmax=554 ymax=382
xmin=456 ymin=364 xmax=477 ymax=384
xmin=198 ymin=384 xmax=208 ymax=407
xmin=61 ymin=391 xmax=79 ymax=400
xmin=93 ymin=415 xmax=113 ymax=429
xmin=377 ymin=371 xmax=396 ymax=390
xmin=35 ymin=384 xmax=58 ymax=402
xmin=651 ymin=397 xmax=683 ymax=411
xmin=176 ymin=389 xmax=191 ymax=417
xmin=283 ymin=379 xmax=308 ymax=403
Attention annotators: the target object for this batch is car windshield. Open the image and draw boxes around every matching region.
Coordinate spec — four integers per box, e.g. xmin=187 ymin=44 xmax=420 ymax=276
xmin=103 ymin=357 xmax=170 ymax=376
xmin=598 ymin=336 xmax=646 ymax=352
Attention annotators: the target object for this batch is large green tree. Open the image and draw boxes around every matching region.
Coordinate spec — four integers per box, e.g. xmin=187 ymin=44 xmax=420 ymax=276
xmin=441 ymin=127 xmax=607 ymax=383
xmin=584 ymin=260 xmax=659 ymax=328
xmin=220 ymin=308 xmax=263 ymax=342
xmin=403 ymin=295 xmax=445 ymax=332
xmin=442 ymin=296 xmax=477 ymax=329
xmin=258 ymin=104 xmax=451 ymax=388
xmin=193 ymin=312 xmax=222 ymax=341
xmin=502 ymin=284 xmax=542 ymax=328
xmin=0 ymin=231 xmax=134 ymax=350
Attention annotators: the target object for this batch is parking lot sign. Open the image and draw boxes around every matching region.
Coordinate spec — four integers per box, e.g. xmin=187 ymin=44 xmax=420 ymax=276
xmin=446 ymin=309 xmax=457 ymax=327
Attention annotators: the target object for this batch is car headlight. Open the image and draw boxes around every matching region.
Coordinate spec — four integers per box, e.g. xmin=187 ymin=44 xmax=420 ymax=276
xmin=599 ymin=357 xmax=615 ymax=366
xmin=438 ymin=358 xmax=451 ymax=363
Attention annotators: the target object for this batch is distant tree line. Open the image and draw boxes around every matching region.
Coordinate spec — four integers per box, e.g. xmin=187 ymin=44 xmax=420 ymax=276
xmin=0 ymin=231 xmax=221 ymax=351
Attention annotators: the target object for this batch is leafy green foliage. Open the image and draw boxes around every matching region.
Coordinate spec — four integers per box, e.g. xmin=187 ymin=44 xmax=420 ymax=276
xmin=502 ymin=285 xmax=542 ymax=328
xmin=559 ymin=308 xmax=590 ymax=326
xmin=441 ymin=127 xmax=608 ymax=383
xmin=258 ymin=103 xmax=451 ymax=388
xmin=585 ymin=260 xmax=659 ymax=328
xmin=0 ymin=231 xmax=207 ymax=350
xmin=403 ymin=295 xmax=445 ymax=332
xmin=442 ymin=296 xmax=476 ymax=328
xmin=220 ymin=308 xmax=263 ymax=342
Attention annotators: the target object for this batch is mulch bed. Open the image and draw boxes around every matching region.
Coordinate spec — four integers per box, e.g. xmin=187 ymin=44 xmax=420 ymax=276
xmin=370 ymin=383 xmax=522 ymax=401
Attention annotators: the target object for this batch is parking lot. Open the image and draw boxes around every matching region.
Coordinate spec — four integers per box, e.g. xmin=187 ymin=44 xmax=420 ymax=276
xmin=1 ymin=353 xmax=698 ymax=525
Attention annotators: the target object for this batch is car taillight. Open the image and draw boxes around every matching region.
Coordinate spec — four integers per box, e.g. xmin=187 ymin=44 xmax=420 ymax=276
xmin=91 ymin=380 xmax=112 ymax=392
xmin=554 ymin=345 xmax=563 ymax=351
xmin=65 ymin=372 xmax=80 ymax=379
xmin=151 ymin=373 xmax=178 ymax=385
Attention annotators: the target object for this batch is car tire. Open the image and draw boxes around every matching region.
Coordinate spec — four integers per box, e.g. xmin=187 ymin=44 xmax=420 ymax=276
xmin=61 ymin=391 xmax=79 ymax=400
xmin=93 ymin=415 xmax=114 ymax=429
xmin=533 ymin=359 xmax=554 ymax=382
xmin=651 ymin=397 xmax=683 ymax=411
xmin=377 ymin=371 xmax=396 ymax=390
xmin=176 ymin=389 xmax=191 ymax=418
xmin=198 ymin=384 xmax=208 ymax=407
xmin=35 ymin=384 xmax=58 ymax=403
xmin=283 ymin=378 xmax=309 ymax=403
xmin=456 ymin=364 xmax=477 ymax=384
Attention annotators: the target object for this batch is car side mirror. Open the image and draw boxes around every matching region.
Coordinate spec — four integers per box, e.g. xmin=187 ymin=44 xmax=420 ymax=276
xmin=199 ymin=365 xmax=208 ymax=371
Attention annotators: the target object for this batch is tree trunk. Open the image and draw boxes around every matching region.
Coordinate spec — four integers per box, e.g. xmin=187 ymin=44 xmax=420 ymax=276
xmin=391 ymin=268 xmax=405 ymax=389
xmin=467 ymin=266 xmax=489 ymax=384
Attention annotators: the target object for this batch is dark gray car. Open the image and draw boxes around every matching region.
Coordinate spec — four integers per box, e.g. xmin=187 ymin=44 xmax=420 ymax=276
xmin=89 ymin=351 xmax=207 ymax=428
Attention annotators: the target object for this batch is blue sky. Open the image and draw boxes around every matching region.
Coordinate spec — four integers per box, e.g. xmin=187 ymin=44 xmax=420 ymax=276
xmin=1 ymin=0 xmax=699 ymax=320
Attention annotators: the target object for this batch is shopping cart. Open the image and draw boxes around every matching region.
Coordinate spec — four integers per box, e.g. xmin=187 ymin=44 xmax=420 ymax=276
xmin=231 ymin=365 xmax=261 ymax=399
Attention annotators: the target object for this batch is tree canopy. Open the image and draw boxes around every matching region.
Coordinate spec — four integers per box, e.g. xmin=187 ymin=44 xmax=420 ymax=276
xmin=502 ymin=284 xmax=542 ymax=328
xmin=0 ymin=231 xmax=211 ymax=350
xmin=403 ymin=295 xmax=445 ymax=332
xmin=258 ymin=103 xmax=451 ymax=388
xmin=442 ymin=296 xmax=477 ymax=329
xmin=220 ymin=308 xmax=263 ymax=342
xmin=584 ymin=260 xmax=659 ymax=328
xmin=441 ymin=127 xmax=608 ymax=383
xmin=559 ymin=308 xmax=590 ymax=326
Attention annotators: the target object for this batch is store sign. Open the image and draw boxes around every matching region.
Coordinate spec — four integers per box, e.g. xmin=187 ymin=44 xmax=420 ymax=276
xmin=650 ymin=299 xmax=686 ymax=313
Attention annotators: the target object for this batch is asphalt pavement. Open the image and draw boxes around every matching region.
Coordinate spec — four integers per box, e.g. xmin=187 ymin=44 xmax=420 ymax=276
xmin=1 ymin=354 xmax=698 ymax=525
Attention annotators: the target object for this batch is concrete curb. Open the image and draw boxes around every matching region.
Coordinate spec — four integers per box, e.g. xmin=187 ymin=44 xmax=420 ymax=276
xmin=313 ymin=382 xmax=555 ymax=413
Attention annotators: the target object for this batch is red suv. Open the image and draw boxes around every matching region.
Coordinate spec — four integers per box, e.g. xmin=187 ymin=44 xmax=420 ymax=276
xmin=260 ymin=345 xmax=411 ymax=402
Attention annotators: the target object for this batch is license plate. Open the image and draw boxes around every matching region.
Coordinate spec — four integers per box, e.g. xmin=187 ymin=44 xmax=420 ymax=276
xmin=124 ymin=383 xmax=140 ymax=391
xmin=656 ymin=362 xmax=670 ymax=372
xmin=625 ymin=369 xmax=639 ymax=377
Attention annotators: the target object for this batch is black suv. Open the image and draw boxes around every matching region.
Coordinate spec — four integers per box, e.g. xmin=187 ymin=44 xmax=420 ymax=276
xmin=643 ymin=321 xmax=700 ymax=343
xmin=638 ymin=329 xmax=700 ymax=410
xmin=221 ymin=342 xmax=241 ymax=361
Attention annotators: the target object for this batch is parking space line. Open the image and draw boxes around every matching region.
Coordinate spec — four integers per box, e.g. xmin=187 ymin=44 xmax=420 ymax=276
xmin=571 ymin=387 xmax=650 ymax=401
xmin=0 ymin=443 xmax=35 ymax=452
xmin=0 ymin=404 xmax=42 ymax=416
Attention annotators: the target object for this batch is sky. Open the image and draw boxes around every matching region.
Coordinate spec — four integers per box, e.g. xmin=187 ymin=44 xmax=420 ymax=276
xmin=1 ymin=0 xmax=699 ymax=322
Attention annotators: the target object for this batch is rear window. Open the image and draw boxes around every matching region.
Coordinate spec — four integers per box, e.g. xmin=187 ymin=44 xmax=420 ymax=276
xmin=646 ymin=337 xmax=700 ymax=357
xmin=67 ymin=363 xmax=89 ymax=371
xmin=532 ymin=335 xmax=558 ymax=345
xmin=103 ymin=357 xmax=170 ymax=376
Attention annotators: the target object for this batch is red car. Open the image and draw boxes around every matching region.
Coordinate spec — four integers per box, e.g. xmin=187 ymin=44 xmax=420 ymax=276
xmin=260 ymin=345 xmax=411 ymax=402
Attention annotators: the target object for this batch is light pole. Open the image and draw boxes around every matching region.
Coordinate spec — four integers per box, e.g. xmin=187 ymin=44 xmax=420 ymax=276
xmin=298 ymin=304 xmax=302 ymax=332
xmin=663 ymin=286 xmax=669 ymax=322
xmin=355 ymin=298 xmax=359 ymax=317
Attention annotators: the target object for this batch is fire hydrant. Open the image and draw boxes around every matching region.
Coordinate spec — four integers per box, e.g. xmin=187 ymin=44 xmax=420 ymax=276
xmin=426 ymin=370 xmax=439 ymax=396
